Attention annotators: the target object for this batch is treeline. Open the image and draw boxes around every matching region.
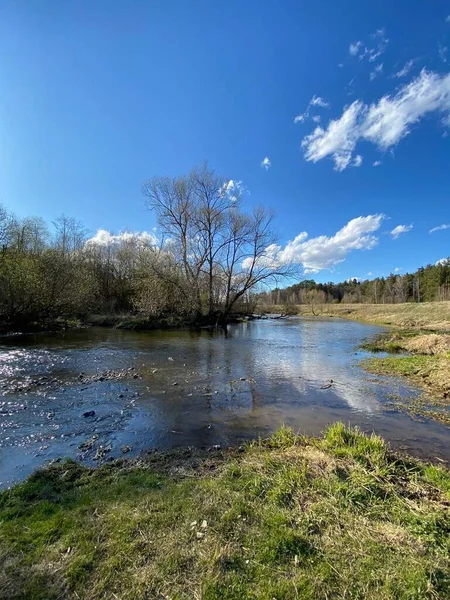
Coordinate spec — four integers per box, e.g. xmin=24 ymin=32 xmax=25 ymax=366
xmin=258 ymin=262 xmax=450 ymax=308
xmin=0 ymin=165 xmax=290 ymax=330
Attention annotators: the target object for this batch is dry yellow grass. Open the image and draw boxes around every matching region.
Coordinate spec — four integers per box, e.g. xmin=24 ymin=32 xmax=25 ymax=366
xmin=294 ymin=302 xmax=450 ymax=330
xmin=403 ymin=333 xmax=450 ymax=355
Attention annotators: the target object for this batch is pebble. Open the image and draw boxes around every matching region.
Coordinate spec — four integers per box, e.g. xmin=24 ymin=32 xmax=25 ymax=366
xmin=82 ymin=410 xmax=96 ymax=418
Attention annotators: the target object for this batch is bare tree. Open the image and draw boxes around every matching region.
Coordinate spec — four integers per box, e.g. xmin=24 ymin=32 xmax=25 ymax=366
xmin=53 ymin=215 xmax=88 ymax=253
xmin=191 ymin=164 xmax=238 ymax=315
xmin=142 ymin=163 xmax=239 ymax=318
xmin=0 ymin=203 xmax=9 ymax=250
xmin=218 ymin=206 xmax=296 ymax=322
xmin=142 ymin=170 xmax=203 ymax=315
xmin=6 ymin=216 xmax=49 ymax=253
xmin=143 ymin=164 xmax=295 ymax=324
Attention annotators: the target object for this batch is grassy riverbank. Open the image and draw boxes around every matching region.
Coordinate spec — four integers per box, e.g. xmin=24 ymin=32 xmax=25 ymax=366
xmin=290 ymin=301 xmax=450 ymax=330
xmin=361 ymin=330 xmax=450 ymax=424
xmin=262 ymin=302 xmax=450 ymax=423
xmin=1 ymin=424 xmax=450 ymax=600
xmin=322 ymin=304 xmax=450 ymax=423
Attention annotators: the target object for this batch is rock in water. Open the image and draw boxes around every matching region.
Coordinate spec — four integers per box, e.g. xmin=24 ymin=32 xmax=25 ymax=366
xmin=82 ymin=410 xmax=96 ymax=418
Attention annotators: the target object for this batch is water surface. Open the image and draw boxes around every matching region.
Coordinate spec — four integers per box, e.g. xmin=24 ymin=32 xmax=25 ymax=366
xmin=1 ymin=318 xmax=449 ymax=488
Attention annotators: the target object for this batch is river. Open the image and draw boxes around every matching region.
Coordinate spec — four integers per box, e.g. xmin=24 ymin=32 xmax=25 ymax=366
xmin=1 ymin=318 xmax=449 ymax=488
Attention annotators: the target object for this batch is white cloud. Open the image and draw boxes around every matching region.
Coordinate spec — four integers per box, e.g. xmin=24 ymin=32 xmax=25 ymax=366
xmin=367 ymin=28 xmax=389 ymax=62
xmin=367 ymin=271 xmax=373 ymax=276
xmin=310 ymin=95 xmax=330 ymax=108
xmin=429 ymin=223 xmax=450 ymax=233
xmin=294 ymin=113 xmax=307 ymax=124
xmin=446 ymin=15 xmax=450 ymax=23
xmin=312 ymin=115 xmax=321 ymax=123
xmin=243 ymin=214 xmax=384 ymax=273
xmin=390 ymin=224 xmax=413 ymax=238
xmin=349 ymin=29 xmax=389 ymax=63
xmin=86 ymin=229 xmax=157 ymax=248
xmin=436 ymin=258 xmax=450 ymax=266
xmin=301 ymin=100 xmax=363 ymax=171
xmin=439 ymin=44 xmax=448 ymax=63
xmin=393 ymin=60 xmax=415 ymax=78
xmin=220 ymin=179 xmax=245 ymax=201
xmin=372 ymin=160 xmax=382 ymax=167
xmin=393 ymin=267 xmax=403 ymax=273
xmin=261 ymin=157 xmax=271 ymax=170
xmin=301 ymin=70 xmax=450 ymax=170
xmin=362 ymin=70 xmax=450 ymax=149
xmin=369 ymin=63 xmax=383 ymax=81
xmin=294 ymin=95 xmax=330 ymax=124
xmin=349 ymin=41 xmax=363 ymax=56
xmin=352 ymin=154 xmax=363 ymax=167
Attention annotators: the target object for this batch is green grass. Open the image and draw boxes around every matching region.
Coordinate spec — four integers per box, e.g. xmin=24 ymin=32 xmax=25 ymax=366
xmin=363 ymin=354 xmax=450 ymax=425
xmin=360 ymin=327 xmax=450 ymax=426
xmin=364 ymin=354 xmax=435 ymax=376
xmin=360 ymin=339 xmax=405 ymax=353
xmin=1 ymin=424 xmax=450 ymax=599
xmin=363 ymin=353 xmax=450 ymax=401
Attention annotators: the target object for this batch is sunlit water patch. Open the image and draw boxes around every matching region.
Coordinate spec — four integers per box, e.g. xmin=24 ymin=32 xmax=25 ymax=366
xmin=1 ymin=319 xmax=449 ymax=488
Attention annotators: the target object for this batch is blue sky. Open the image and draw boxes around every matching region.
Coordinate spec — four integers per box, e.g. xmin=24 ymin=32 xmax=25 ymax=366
xmin=1 ymin=0 xmax=449 ymax=282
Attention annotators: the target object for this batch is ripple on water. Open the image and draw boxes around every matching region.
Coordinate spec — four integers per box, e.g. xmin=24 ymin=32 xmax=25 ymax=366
xmin=1 ymin=320 xmax=450 ymax=489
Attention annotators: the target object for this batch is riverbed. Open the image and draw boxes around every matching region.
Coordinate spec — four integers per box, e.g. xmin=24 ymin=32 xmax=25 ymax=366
xmin=1 ymin=318 xmax=450 ymax=488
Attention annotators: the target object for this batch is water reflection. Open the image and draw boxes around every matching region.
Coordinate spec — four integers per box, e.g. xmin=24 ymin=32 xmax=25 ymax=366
xmin=1 ymin=318 xmax=450 ymax=488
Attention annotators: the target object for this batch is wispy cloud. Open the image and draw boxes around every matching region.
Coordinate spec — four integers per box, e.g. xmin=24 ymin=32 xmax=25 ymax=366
xmin=429 ymin=224 xmax=450 ymax=233
xmin=310 ymin=95 xmax=330 ymax=108
xmin=369 ymin=63 xmax=383 ymax=81
xmin=294 ymin=114 xmax=307 ymax=124
xmin=352 ymin=155 xmax=363 ymax=167
xmin=220 ymin=179 xmax=245 ymax=201
xmin=393 ymin=267 xmax=403 ymax=273
xmin=439 ymin=44 xmax=448 ymax=63
xmin=294 ymin=95 xmax=330 ymax=124
xmin=446 ymin=15 xmax=450 ymax=23
xmin=372 ymin=160 xmax=382 ymax=167
xmin=349 ymin=41 xmax=363 ymax=56
xmin=349 ymin=29 xmax=389 ymax=63
xmin=260 ymin=157 xmax=271 ymax=170
xmin=301 ymin=100 xmax=364 ymax=171
xmin=393 ymin=59 xmax=415 ymax=78
xmin=301 ymin=70 xmax=450 ymax=171
xmin=391 ymin=224 xmax=413 ymax=238
xmin=243 ymin=215 xmax=384 ymax=273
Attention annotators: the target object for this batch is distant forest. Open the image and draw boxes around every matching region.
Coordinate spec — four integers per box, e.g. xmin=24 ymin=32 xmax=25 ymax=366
xmin=258 ymin=260 xmax=450 ymax=307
